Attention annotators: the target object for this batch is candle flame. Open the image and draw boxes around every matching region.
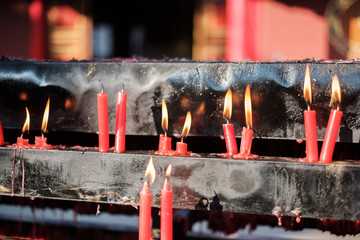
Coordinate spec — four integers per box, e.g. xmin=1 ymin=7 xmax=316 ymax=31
xmin=22 ymin=107 xmax=30 ymax=136
xmin=303 ymin=64 xmax=312 ymax=107
xmin=144 ymin=156 xmax=156 ymax=185
xmin=41 ymin=98 xmax=50 ymax=134
xmin=244 ymin=85 xmax=253 ymax=128
xmin=195 ymin=102 xmax=205 ymax=116
xmin=165 ymin=164 xmax=172 ymax=178
xmin=223 ymin=89 xmax=232 ymax=121
xmin=330 ymin=75 xmax=341 ymax=109
xmin=181 ymin=111 xmax=192 ymax=139
xmin=161 ymin=99 xmax=168 ymax=133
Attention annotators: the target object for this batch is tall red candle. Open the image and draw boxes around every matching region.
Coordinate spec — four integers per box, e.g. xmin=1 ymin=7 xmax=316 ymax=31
xmin=139 ymin=157 xmax=155 ymax=240
xmin=239 ymin=127 xmax=253 ymax=155
xmin=320 ymin=109 xmax=342 ymax=163
xmin=320 ymin=75 xmax=342 ymax=163
xmin=139 ymin=181 xmax=151 ymax=240
xmin=97 ymin=89 xmax=109 ymax=152
xmin=115 ymin=90 xmax=127 ymax=153
xmin=302 ymin=64 xmax=318 ymax=163
xmin=223 ymin=124 xmax=238 ymax=155
xmin=222 ymin=89 xmax=238 ymax=156
xmin=161 ymin=165 xmax=173 ymax=240
xmin=304 ymin=110 xmax=318 ymax=162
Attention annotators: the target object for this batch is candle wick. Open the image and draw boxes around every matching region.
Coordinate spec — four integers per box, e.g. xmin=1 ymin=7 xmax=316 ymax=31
xmin=247 ymin=125 xmax=251 ymax=129
xmin=307 ymin=105 xmax=311 ymax=111
xmin=337 ymin=105 xmax=340 ymax=111
xmin=122 ymin=83 xmax=125 ymax=92
xmin=181 ymin=136 xmax=184 ymax=143
xmin=164 ymin=131 xmax=167 ymax=137
xmin=100 ymin=82 xmax=104 ymax=93
xmin=20 ymin=133 xmax=23 ymax=138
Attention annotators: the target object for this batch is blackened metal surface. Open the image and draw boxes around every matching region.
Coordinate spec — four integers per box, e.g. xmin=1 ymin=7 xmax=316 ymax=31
xmin=0 ymin=61 xmax=359 ymax=142
xmin=0 ymin=147 xmax=359 ymax=221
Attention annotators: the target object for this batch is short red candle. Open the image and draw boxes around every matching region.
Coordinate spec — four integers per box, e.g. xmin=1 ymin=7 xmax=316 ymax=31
xmin=97 ymin=90 xmax=109 ymax=152
xmin=158 ymin=134 xmax=172 ymax=151
xmin=304 ymin=110 xmax=318 ymax=162
xmin=239 ymin=127 xmax=253 ymax=155
xmin=319 ymin=109 xmax=343 ymax=163
xmin=176 ymin=141 xmax=187 ymax=155
xmin=222 ymin=124 xmax=238 ymax=156
xmin=0 ymin=121 xmax=4 ymax=145
xmin=139 ymin=181 xmax=151 ymax=240
xmin=16 ymin=137 xmax=29 ymax=147
xmin=115 ymin=90 xmax=127 ymax=153
xmin=160 ymin=178 xmax=173 ymax=240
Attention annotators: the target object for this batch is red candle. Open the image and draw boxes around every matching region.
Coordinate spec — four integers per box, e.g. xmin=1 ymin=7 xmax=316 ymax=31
xmin=320 ymin=109 xmax=342 ymax=163
xmin=34 ymin=98 xmax=54 ymax=149
xmin=97 ymin=89 xmax=109 ymax=152
xmin=139 ymin=157 xmax=156 ymax=240
xmin=234 ymin=85 xmax=258 ymax=159
xmin=223 ymin=124 xmax=238 ymax=155
xmin=176 ymin=142 xmax=187 ymax=155
xmin=0 ymin=120 xmax=4 ymax=145
xmin=155 ymin=99 xmax=178 ymax=156
xmin=222 ymin=89 xmax=238 ymax=156
xmin=115 ymin=90 xmax=127 ymax=153
xmin=301 ymin=64 xmax=318 ymax=163
xmin=239 ymin=127 xmax=253 ymax=155
xmin=139 ymin=181 xmax=151 ymax=240
xmin=12 ymin=107 xmax=30 ymax=148
xmin=303 ymin=110 xmax=318 ymax=162
xmin=176 ymin=111 xmax=192 ymax=156
xmin=161 ymin=165 xmax=173 ymax=240
xmin=319 ymin=75 xmax=342 ymax=163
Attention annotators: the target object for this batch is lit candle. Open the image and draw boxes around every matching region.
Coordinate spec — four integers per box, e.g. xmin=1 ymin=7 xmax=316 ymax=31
xmin=301 ymin=64 xmax=318 ymax=163
xmin=15 ymin=107 xmax=30 ymax=148
xmin=0 ymin=120 xmax=4 ymax=146
xmin=319 ymin=75 xmax=343 ymax=163
xmin=97 ymin=87 xmax=109 ymax=152
xmin=34 ymin=98 xmax=53 ymax=149
xmin=234 ymin=85 xmax=258 ymax=159
xmin=155 ymin=99 xmax=178 ymax=156
xmin=176 ymin=111 xmax=192 ymax=155
xmin=139 ymin=157 xmax=156 ymax=240
xmin=222 ymin=89 xmax=238 ymax=157
xmin=115 ymin=89 xmax=127 ymax=153
xmin=161 ymin=165 xmax=173 ymax=240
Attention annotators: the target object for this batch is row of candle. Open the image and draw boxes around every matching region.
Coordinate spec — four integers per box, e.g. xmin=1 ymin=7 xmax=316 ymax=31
xmin=302 ymin=64 xmax=342 ymax=163
xmin=139 ymin=157 xmax=173 ymax=240
xmin=97 ymin=87 xmax=127 ymax=152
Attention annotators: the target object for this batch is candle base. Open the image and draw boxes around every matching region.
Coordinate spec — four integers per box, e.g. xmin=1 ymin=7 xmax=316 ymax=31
xmin=10 ymin=137 xmax=30 ymax=148
xmin=176 ymin=142 xmax=192 ymax=156
xmin=33 ymin=136 xmax=55 ymax=150
xmin=155 ymin=134 xmax=179 ymax=156
xmin=232 ymin=153 xmax=259 ymax=159
xmin=299 ymin=157 xmax=318 ymax=163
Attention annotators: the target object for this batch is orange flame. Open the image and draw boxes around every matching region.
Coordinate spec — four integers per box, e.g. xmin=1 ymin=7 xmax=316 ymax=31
xmin=195 ymin=102 xmax=205 ymax=116
xmin=223 ymin=89 xmax=232 ymax=121
xmin=144 ymin=156 xmax=156 ymax=185
xmin=165 ymin=164 xmax=172 ymax=178
xmin=21 ymin=107 xmax=30 ymax=136
xmin=41 ymin=98 xmax=50 ymax=134
xmin=303 ymin=64 xmax=312 ymax=107
xmin=181 ymin=111 xmax=192 ymax=139
xmin=244 ymin=85 xmax=252 ymax=128
xmin=161 ymin=99 xmax=168 ymax=133
xmin=331 ymin=75 xmax=341 ymax=109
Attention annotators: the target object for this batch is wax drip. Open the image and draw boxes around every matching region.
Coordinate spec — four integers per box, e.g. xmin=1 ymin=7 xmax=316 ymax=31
xmin=21 ymin=149 xmax=25 ymax=197
xmin=11 ymin=148 xmax=16 ymax=196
